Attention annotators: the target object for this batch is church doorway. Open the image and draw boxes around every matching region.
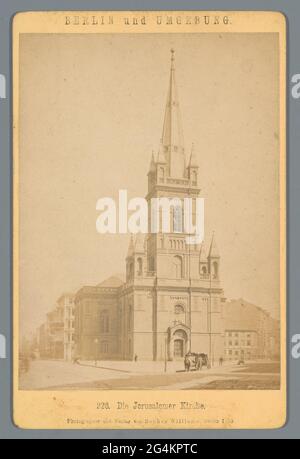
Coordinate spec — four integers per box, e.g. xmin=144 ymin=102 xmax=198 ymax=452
xmin=167 ymin=325 xmax=190 ymax=361
xmin=174 ymin=339 xmax=184 ymax=358
xmin=172 ymin=329 xmax=188 ymax=360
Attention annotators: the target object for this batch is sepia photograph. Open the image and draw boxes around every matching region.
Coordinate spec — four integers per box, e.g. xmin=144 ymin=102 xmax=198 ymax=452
xmin=13 ymin=11 xmax=286 ymax=429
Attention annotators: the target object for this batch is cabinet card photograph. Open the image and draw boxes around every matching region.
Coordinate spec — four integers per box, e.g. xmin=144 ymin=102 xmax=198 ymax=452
xmin=13 ymin=11 xmax=286 ymax=429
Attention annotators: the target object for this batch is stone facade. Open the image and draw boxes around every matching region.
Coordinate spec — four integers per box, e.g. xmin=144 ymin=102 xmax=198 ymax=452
xmin=74 ymin=277 xmax=123 ymax=360
xmin=57 ymin=293 xmax=75 ymax=361
xmin=37 ymin=294 xmax=75 ymax=360
xmin=44 ymin=307 xmax=64 ymax=359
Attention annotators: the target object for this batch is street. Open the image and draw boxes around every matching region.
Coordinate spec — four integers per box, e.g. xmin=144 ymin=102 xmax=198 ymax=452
xmin=19 ymin=359 xmax=280 ymax=391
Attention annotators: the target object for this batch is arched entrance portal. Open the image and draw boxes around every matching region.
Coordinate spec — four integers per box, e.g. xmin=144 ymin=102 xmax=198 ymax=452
xmin=167 ymin=325 xmax=190 ymax=360
xmin=174 ymin=338 xmax=184 ymax=358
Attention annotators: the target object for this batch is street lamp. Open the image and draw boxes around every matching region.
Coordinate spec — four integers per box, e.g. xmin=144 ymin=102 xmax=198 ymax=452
xmin=208 ymin=269 xmax=212 ymax=368
xmin=164 ymin=334 xmax=168 ymax=373
xmin=94 ymin=338 xmax=99 ymax=367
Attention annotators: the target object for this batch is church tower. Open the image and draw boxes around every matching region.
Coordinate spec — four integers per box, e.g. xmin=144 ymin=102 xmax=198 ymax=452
xmin=121 ymin=50 xmax=225 ymax=363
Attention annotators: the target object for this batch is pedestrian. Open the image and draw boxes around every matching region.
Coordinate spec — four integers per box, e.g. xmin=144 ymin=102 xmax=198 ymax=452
xmin=219 ymin=356 xmax=224 ymax=367
xmin=184 ymin=354 xmax=191 ymax=372
xmin=134 ymin=354 xmax=138 ymax=362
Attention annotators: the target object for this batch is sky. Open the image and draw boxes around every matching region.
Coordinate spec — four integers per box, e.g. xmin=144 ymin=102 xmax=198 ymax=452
xmin=19 ymin=32 xmax=280 ymax=336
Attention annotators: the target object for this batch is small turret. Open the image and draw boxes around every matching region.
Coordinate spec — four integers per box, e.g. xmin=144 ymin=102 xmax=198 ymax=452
xmin=148 ymin=152 xmax=156 ymax=175
xmin=155 ymin=141 xmax=167 ymax=184
xmin=126 ymin=235 xmax=135 ymax=281
xmin=157 ymin=141 xmax=167 ymax=164
xmin=208 ymin=232 xmax=220 ymax=279
xmin=147 ymin=152 xmax=156 ymax=190
xmin=134 ymin=233 xmax=145 ymax=277
xmin=199 ymin=242 xmax=208 ymax=276
xmin=187 ymin=143 xmax=199 ymax=185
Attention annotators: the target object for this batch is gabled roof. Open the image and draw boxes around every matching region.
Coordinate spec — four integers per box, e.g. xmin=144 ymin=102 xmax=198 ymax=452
xmin=97 ymin=276 xmax=124 ymax=288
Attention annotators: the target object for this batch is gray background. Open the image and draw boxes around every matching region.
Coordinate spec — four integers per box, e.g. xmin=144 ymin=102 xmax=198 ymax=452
xmin=0 ymin=0 xmax=298 ymax=439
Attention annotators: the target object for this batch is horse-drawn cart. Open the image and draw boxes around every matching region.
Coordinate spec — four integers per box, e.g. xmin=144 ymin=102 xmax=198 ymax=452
xmin=184 ymin=352 xmax=211 ymax=371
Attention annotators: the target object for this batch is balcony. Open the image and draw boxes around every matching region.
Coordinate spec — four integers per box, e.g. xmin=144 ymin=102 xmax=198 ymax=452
xmin=166 ymin=178 xmax=190 ymax=186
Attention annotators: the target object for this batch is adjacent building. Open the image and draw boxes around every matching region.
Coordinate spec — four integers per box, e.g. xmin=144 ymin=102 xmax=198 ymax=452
xmin=57 ymin=293 xmax=75 ymax=361
xmin=37 ymin=322 xmax=50 ymax=358
xmin=36 ymin=294 xmax=75 ymax=360
xmin=46 ymin=307 xmax=64 ymax=359
xmin=74 ymin=277 xmax=123 ymax=360
xmin=223 ymin=299 xmax=280 ymax=361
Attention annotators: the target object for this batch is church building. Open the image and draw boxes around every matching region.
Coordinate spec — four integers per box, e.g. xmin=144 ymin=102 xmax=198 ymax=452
xmin=74 ymin=51 xmax=226 ymax=362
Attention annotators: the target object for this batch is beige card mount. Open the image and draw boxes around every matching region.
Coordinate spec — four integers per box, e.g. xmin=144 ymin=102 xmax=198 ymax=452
xmin=13 ymin=11 xmax=286 ymax=429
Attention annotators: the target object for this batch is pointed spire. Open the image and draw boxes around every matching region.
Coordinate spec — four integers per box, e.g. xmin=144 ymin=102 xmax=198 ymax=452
xmin=188 ymin=143 xmax=198 ymax=168
xmin=208 ymin=232 xmax=220 ymax=258
xmin=127 ymin=235 xmax=134 ymax=258
xmin=161 ymin=49 xmax=185 ymax=178
xmin=134 ymin=233 xmax=145 ymax=253
xmin=148 ymin=151 xmax=156 ymax=174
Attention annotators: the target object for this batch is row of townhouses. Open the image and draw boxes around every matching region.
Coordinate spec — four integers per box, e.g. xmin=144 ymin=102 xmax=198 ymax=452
xmin=36 ymin=293 xmax=75 ymax=361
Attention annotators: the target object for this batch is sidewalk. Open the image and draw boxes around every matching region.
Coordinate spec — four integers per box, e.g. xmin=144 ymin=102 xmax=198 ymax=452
xmin=19 ymin=359 xmax=278 ymax=390
xmin=77 ymin=359 xmax=234 ymax=375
